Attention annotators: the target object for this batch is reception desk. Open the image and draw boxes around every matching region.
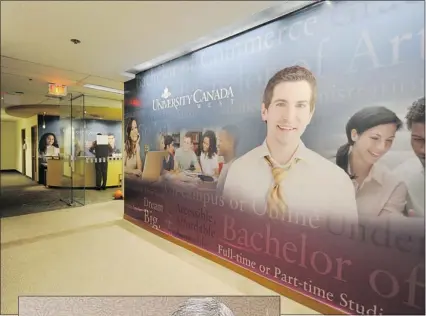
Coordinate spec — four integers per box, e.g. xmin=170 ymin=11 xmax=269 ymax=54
xmin=46 ymin=156 xmax=122 ymax=189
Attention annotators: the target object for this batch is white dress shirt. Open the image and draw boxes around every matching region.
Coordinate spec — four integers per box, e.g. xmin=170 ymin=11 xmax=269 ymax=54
xmin=216 ymin=159 xmax=235 ymax=195
xmin=200 ymin=153 xmax=218 ymax=176
xmin=349 ymin=163 xmax=407 ymax=218
xmin=223 ymin=141 xmax=358 ymax=220
xmin=393 ymin=158 xmax=425 ymax=217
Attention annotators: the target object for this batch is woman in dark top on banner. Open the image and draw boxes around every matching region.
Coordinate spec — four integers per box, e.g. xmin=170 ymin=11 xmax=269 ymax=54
xmin=38 ymin=132 xmax=60 ymax=185
xmin=162 ymin=135 xmax=175 ymax=173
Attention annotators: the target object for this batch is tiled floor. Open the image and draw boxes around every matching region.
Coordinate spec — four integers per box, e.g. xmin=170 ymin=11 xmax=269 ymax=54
xmin=0 ymin=200 xmax=320 ymax=315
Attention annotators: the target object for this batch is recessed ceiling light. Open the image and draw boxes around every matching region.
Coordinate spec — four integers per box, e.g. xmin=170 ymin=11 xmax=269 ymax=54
xmin=70 ymin=39 xmax=81 ymax=44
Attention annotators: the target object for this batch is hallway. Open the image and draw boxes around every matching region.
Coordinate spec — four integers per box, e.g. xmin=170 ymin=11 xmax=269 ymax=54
xmin=0 ymin=172 xmax=118 ymax=218
xmin=0 ymin=200 xmax=319 ymax=315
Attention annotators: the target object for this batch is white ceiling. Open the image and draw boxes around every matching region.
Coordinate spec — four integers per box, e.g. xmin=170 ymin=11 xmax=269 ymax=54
xmin=0 ymin=1 xmax=278 ymax=119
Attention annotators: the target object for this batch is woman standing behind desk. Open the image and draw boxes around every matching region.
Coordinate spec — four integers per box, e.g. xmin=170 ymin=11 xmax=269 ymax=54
xmin=39 ymin=133 xmax=60 ymax=159
xmin=123 ymin=118 xmax=143 ymax=177
xmin=38 ymin=133 xmax=60 ymax=185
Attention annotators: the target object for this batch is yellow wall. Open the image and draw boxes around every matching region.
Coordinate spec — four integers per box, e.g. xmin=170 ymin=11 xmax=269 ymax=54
xmin=15 ymin=115 xmax=38 ymax=178
xmin=1 ymin=121 xmax=18 ymax=170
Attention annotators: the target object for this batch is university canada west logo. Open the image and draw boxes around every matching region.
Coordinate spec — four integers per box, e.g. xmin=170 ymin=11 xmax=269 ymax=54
xmin=152 ymin=85 xmax=234 ymax=111
xmin=161 ymin=87 xmax=171 ymax=99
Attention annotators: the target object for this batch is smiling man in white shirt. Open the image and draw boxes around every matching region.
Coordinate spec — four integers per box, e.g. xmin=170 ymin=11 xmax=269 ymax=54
xmin=223 ymin=66 xmax=358 ymax=221
xmin=394 ymin=97 xmax=425 ymax=217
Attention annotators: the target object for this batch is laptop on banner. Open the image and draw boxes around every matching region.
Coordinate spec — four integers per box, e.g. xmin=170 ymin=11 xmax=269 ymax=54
xmin=142 ymin=151 xmax=167 ymax=182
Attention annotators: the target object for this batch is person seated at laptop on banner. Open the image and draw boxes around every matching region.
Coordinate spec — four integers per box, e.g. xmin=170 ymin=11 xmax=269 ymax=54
xmin=123 ymin=117 xmax=143 ymax=176
xmin=223 ymin=65 xmax=358 ymax=220
xmin=161 ymin=135 xmax=175 ymax=174
xmin=157 ymin=133 xmax=165 ymax=151
xmin=200 ymin=130 xmax=219 ymax=177
xmin=394 ymin=97 xmax=425 ymax=218
xmin=174 ymin=132 xmax=201 ymax=172
xmin=216 ymin=125 xmax=239 ymax=195
xmin=335 ymin=106 xmax=407 ymax=220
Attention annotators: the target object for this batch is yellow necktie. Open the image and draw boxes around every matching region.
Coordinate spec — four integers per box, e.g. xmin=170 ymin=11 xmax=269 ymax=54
xmin=264 ymin=155 xmax=300 ymax=215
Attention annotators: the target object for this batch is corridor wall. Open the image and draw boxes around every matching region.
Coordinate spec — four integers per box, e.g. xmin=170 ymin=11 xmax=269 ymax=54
xmin=124 ymin=1 xmax=425 ymax=314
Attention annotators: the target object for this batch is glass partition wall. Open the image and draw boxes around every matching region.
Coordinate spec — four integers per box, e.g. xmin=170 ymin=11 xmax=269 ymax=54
xmin=59 ymin=93 xmax=86 ymax=206
xmin=58 ymin=94 xmax=122 ymax=206
xmin=59 ymin=94 xmax=73 ymax=205
xmin=84 ymin=95 xmax=124 ymax=197
xmin=71 ymin=94 xmax=86 ymax=205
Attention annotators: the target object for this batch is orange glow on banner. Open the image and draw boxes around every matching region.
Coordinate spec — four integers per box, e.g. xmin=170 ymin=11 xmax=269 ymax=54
xmin=48 ymin=83 xmax=67 ymax=97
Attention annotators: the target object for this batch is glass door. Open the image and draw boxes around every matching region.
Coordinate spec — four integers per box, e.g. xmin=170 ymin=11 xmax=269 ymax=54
xmin=59 ymin=93 xmax=73 ymax=205
xmin=71 ymin=94 xmax=86 ymax=206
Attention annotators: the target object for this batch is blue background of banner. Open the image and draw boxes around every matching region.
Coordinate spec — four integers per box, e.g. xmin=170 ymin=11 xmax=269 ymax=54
xmin=126 ymin=1 xmax=424 ymax=167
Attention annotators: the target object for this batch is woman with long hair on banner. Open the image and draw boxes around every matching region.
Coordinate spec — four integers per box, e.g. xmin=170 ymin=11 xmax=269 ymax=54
xmin=200 ymin=130 xmax=219 ymax=177
xmin=123 ymin=117 xmax=143 ymax=176
xmin=335 ymin=106 xmax=407 ymax=219
xmin=39 ymin=132 xmax=60 ymax=160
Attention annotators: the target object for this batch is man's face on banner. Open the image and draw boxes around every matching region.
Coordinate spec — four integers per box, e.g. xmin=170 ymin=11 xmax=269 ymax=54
xmin=411 ymin=121 xmax=425 ymax=167
xmin=218 ymin=130 xmax=232 ymax=157
xmin=261 ymin=80 xmax=313 ymax=147
xmin=108 ymin=135 xmax=115 ymax=148
xmin=182 ymin=136 xmax=192 ymax=151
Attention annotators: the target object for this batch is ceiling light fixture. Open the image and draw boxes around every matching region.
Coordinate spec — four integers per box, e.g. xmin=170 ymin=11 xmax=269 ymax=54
xmin=83 ymin=84 xmax=124 ymax=95
xmin=42 ymin=112 xmax=46 ymax=129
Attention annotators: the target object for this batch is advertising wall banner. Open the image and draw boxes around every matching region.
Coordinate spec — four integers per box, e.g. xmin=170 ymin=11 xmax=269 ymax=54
xmin=124 ymin=1 xmax=425 ymax=315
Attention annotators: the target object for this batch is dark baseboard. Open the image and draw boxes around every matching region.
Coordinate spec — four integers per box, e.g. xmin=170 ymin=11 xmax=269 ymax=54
xmin=0 ymin=169 xmax=20 ymax=173
xmin=47 ymin=185 xmax=121 ymax=190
